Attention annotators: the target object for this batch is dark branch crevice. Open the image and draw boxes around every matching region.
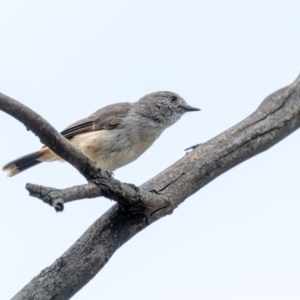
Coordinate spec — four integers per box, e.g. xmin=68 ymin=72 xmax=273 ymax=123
xmin=157 ymin=172 xmax=186 ymax=192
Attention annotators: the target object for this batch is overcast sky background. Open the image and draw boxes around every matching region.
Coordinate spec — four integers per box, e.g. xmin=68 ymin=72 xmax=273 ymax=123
xmin=1 ymin=1 xmax=300 ymax=299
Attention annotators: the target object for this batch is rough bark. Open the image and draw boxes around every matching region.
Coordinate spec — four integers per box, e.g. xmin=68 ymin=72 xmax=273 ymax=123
xmin=0 ymin=74 xmax=299 ymax=300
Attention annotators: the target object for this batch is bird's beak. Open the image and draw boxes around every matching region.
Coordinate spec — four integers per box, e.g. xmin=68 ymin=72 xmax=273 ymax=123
xmin=179 ymin=105 xmax=201 ymax=112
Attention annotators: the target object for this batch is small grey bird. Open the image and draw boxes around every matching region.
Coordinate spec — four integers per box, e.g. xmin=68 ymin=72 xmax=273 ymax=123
xmin=3 ymin=91 xmax=200 ymax=177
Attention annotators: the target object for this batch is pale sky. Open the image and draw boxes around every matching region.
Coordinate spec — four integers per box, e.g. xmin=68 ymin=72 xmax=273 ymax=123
xmin=1 ymin=1 xmax=300 ymax=299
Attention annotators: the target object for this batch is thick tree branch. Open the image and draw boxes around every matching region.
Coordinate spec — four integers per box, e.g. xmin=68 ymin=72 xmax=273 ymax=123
xmin=1 ymin=75 xmax=300 ymax=300
xmin=142 ymin=76 xmax=300 ymax=210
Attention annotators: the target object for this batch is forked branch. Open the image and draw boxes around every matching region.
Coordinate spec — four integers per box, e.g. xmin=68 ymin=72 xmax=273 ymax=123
xmin=0 ymin=74 xmax=300 ymax=300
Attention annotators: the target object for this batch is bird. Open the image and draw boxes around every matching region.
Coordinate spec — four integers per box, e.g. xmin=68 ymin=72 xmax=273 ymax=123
xmin=3 ymin=91 xmax=200 ymax=177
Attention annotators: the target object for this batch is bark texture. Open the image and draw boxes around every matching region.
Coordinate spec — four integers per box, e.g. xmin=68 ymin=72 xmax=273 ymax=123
xmin=0 ymin=75 xmax=300 ymax=300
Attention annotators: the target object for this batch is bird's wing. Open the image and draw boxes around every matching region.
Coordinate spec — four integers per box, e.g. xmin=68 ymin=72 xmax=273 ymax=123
xmin=60 ymin=102 xmax=132 ymax=139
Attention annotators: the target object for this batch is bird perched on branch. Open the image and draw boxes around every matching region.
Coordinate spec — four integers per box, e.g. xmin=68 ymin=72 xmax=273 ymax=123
xmin=3 ymin=91 xmax=200 ymax=177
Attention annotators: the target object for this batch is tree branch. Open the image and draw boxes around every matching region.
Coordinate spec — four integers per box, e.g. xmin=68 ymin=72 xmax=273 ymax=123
xmin=25 ymin=183 xmax=103 ymax=211
xmin=1 ymin=74 xmax=300 ymax=300
xmin=0 ymin=93 xmax=102 ymax=181
xmin=0 ymin=93 xmax=149 ymax=209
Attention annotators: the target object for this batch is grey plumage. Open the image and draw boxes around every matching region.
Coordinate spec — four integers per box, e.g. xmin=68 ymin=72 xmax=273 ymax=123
xmin=3 ymin=91 xmax=200 ymax=177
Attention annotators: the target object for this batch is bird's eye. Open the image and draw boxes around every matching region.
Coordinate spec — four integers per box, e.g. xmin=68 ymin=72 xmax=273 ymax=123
xmin=170 ymin=96 xmax=177 ymax=103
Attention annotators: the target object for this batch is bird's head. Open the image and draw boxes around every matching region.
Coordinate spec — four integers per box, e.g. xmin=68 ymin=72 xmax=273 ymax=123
xmin=135 ymin=91 xmax=200 ymax=128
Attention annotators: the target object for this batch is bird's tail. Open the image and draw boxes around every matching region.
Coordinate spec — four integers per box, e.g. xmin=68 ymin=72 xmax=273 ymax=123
xmin=3 ymin=150 xmax=44 ymax=177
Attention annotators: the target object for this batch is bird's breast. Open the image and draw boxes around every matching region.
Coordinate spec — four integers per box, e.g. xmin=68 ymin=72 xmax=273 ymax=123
xmin=70 ymin=127 xmax=161 ymax=171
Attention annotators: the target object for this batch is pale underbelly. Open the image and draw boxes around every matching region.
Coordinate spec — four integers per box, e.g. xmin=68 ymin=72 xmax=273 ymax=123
xmin=70 ymin=130 xmax=157 ymax=171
